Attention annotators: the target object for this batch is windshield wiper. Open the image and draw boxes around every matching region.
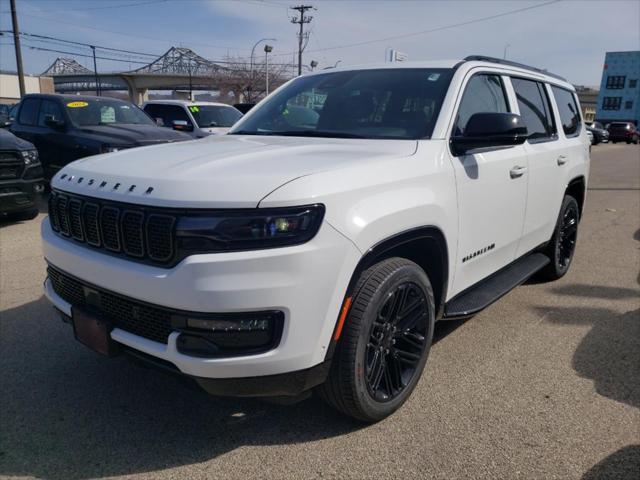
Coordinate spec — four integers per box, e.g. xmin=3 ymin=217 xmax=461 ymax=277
xmin=230 ymin=130 xmax=365 ymax=139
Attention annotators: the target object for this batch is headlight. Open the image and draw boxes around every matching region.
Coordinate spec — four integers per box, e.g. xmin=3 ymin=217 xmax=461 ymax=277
xmin=20 ymin=149 xmax=39 ymax=165
xmin=176 ymin=205 xmax=325 ymax=253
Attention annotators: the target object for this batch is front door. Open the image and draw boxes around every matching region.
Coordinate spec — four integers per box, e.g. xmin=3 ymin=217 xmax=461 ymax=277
xmin=447 ymin=72 xmax=529 ymax=296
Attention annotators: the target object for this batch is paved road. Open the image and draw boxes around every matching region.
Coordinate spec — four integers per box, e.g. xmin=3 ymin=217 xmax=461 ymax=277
xmin=1 ymin=144 xmax=638 ymax=480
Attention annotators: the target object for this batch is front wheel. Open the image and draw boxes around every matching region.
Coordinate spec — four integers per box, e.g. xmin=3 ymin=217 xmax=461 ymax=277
xmin=318 ymin=257 xmax=435 ymax=422
xmin=539 ymin=195 xmax=580 ymax=280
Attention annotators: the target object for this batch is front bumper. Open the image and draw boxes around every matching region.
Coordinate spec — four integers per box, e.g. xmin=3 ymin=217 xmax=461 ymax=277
xmin=42 ymin=217 xmax=361 ymax=380
xmin=0 ymin=178 xmax=44 ymax=214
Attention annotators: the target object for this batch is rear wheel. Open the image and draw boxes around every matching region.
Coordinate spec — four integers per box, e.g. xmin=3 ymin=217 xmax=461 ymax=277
xmin=318 ymin=257 xmax=435 ymax=422
xmin=539 ymin=195 xmax=579 ymax=280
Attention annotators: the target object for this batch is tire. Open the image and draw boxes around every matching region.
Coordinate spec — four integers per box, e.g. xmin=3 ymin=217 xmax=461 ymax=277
xmin=8 ymin=208 xmax=38 ymax=222
xmin=318 ymin=257 xmax=435 ymax=422
xmin=539 ymin=195 xmax=579 ymax=281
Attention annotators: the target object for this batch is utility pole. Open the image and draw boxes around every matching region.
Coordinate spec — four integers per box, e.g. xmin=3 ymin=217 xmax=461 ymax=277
xmin=90 ymin=46 xmax=101 ymax=96
xmin=10 ymin=0 xmax=25 ymax=97
xmin=290 ymin=4 xmax=314 ymax=76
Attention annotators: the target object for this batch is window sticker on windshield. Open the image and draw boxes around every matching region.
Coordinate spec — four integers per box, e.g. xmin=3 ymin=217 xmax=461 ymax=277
xmin=67 ymin=101 xmax=88 ymax=108
xmin=427 ymin=73 xmax=441 ymax=82
xmin=100 ymin=106 xmax=116 ymax=123
xmin=189 ymin=106 xmax=200 ymax=113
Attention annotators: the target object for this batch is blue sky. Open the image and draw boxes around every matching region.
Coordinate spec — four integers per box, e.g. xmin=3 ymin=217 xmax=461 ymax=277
xmin=1 ymin=0 xmax=639 ymax=86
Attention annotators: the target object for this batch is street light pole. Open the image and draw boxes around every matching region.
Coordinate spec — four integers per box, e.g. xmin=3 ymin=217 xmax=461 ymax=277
xmin=264 ymin=44 xmax=273 ymax=96
xmin=250 ymin=38 xmax=276 ymax=101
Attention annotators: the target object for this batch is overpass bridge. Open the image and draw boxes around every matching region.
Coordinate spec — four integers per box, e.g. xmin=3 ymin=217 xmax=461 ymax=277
xmin=43 ymin=47 xmax=285 ymax=104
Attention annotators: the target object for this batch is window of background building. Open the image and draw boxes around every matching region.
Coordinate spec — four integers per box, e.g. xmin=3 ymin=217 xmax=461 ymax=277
xmin=606 ymin=76 xmax=626 ymax=89
xmin=625 ymin=100 xmax=633 ymax=110
xmin=629 ymin=79 xmax=638 ymax=88
xmin=602 ymin=97 xmax=622 ymax=110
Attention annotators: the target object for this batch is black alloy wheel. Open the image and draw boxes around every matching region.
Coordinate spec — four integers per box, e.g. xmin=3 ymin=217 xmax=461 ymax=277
xmin=540 ymin=195 xmax=580 ymax=280
xmin=365 ymin=282 xmax=428 ymax=402
xmin=318 ymin=257 xmax=435 ymax=422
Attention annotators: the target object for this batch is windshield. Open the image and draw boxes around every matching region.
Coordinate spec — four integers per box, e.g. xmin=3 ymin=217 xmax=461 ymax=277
xmin=65 ymin=98 xmax=155 ymax=127
xmin=230 ymin=68 xmax=454 ymax=140
xmin=188 ymin=105 xmax=243 ymax=128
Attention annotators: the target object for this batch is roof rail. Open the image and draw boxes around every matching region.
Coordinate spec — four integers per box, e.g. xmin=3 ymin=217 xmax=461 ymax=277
xmin=463 ymin=55 xmax=567 ymax=82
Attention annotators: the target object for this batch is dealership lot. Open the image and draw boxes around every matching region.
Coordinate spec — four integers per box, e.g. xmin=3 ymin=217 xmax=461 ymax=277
xmin=0 ymin=144 xmax=638 ymax=479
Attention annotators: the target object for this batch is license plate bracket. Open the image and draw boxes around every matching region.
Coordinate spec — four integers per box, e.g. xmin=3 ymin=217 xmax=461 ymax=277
xmin=72 ymin=306 xmax=119 ymax=357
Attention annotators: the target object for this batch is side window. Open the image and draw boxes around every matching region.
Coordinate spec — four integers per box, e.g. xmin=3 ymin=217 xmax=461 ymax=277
xmin=551 ymin=86 xmax=581 ymax=137
xmin=511 ymin=78 xmax=556 ymax=141
xmin=18 ymin=98 xmax=40 ymax=126
xmin=38 ymin=100 xmax=64 ymax=127
xmin=144 ymin=105 xmax=191 ymax=127
xmin=454 ymin=74 xmax=509 ymax=135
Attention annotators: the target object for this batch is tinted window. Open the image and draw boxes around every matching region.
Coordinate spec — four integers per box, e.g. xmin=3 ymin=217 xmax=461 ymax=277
xmin=454 ymin=74 xmax=509 ymax=135
xmin=188 ymin=105 xmax=242 ymax=128
xmin=144 ymin=104 xmax=191 ymax=127
xmin=231 ymin=68 xmax=454 ymax=140
xmin=551 ymin=86 xmax=581 ymax=137
xmin=38 ymin=100 xmax=64 ymax=127
xmin=18 ymin=98 xmax=40 ymax=126
xmin=65 ymin=98 xmax=154 ymax=126
xmin=511 ymin=78 xmax=555 ymax=141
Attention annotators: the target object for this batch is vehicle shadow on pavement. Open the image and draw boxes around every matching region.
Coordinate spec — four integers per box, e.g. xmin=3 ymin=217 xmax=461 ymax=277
xmin=581 ymin=444 xmax=640 ymax=480
xmin=0 ymin=296 xmax=364 ymax=480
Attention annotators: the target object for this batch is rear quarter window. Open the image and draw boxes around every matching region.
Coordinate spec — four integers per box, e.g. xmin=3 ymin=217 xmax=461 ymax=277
xmin=551 ymin=86 xmax=581 ymax=137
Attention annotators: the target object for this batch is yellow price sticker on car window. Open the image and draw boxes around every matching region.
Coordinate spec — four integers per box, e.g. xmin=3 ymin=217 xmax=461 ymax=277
xmin=67 ymin=101 xmax=89 ymax=108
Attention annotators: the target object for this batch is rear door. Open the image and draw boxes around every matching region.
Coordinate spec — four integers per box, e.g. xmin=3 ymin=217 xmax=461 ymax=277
xmin=508 ymin=78 xmax=567 ymax=257
xmin=447 ymin=72 xmax=529 ymax=295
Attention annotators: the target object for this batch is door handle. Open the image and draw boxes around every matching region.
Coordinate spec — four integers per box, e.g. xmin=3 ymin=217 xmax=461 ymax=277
xmin=510 ymin=166 xmax=527 ymax=178
xmin=557 ymin=155 xmax=568 ymax=165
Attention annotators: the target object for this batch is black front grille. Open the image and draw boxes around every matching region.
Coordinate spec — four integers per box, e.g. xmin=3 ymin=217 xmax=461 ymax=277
xmin=0 ymin=152 xmax=24 ymax=180
xmin=48 ymin=266 xmax=173 ymax=344
xmin=48 ymin=190 xmax=177 ymax=266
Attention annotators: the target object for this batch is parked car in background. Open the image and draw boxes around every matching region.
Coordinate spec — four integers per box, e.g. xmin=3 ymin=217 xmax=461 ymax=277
xmin=586 ymin=128 xmax=594 ymax=144
xmin=143 ymin=100 xmax=243 ymax=138
xmin=42 ymin=56 xmax=589 ymax=422
xmin=233 ymin=103 xmax=256 ymax=114
xmin=0 ymin=104 xmax=13 ymax=127
xmin=607 ymin=121 xmax=639 ymax=144
xmin=585 ymin=121 xmax=608 ymax=144
xmin=0 ymin=129 xmax=45 ymax=221
xmin=10 ymin=94 xmax=191 ymax=180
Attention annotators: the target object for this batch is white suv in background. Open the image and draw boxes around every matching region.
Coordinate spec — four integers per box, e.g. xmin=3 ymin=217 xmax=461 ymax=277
xmin=142 ymin=100 xmax=243 ymax=138
xmin=42 ymin=56 xmax=589 ymax=422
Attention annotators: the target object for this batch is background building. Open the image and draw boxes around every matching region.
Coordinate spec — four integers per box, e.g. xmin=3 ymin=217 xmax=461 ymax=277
xmin=575 ymin=86 xmax=599 ymax=123
xmin=595 ymin=51 xmax=640 ymax=125
xmin=0 ymin=71 xmax=54 ymax=105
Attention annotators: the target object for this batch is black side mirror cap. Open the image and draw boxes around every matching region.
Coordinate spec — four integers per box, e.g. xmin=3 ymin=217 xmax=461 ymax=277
xmin=450 ymin=112 xmax=528 ymax=156
xmin=44 ymin=115 xmax=66 ymax=130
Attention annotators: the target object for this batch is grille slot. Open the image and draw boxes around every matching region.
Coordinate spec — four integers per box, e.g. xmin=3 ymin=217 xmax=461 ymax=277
xmin=122 ymin=210 xmax=144 ymax=257
xmin=100 ymin=206 xmax=121 ymax=252
xmin=147 ymin=214 xmax=175 ymax=262
xmin=47 ymin=190 xmax=177 ymax=266
xmin=48 ymin=266 xmax=173 ymax=344
xmin=82 ymin=203 xmax=101 ymax=246
xmin=68 ymin=199 xmax=84 ymax=241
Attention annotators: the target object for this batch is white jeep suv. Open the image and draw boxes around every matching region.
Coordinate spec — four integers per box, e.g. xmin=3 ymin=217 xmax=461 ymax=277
xmin=42 ymin=56 xmax=589 ymax=422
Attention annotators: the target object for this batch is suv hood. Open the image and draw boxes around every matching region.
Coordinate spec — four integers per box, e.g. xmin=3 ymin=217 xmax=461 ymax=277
xmin=52 ymin=135 xmax=417 ymax=208
xmin=75 ymin=124 xmax=191 ymax=146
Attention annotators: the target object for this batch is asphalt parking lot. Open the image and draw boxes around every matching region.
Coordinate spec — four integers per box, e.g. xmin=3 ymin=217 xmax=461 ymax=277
xmin=0 ymin=144 xmax=638 ymax=480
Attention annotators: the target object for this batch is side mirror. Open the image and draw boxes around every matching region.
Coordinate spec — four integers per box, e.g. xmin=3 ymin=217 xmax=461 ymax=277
xmin=450 ymin=112 xmax=528 ymax=156
xmin=172 ymin=120 xmax=194 ymax=132
xmin=44 ymin=115 xmax=66 ymax=130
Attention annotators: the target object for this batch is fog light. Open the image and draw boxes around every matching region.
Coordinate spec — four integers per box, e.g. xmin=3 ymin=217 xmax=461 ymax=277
xmin=187 ymin=317 xmax=270 ymax=332
xmin=34 ymin=184 xmax=45 ymax=193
